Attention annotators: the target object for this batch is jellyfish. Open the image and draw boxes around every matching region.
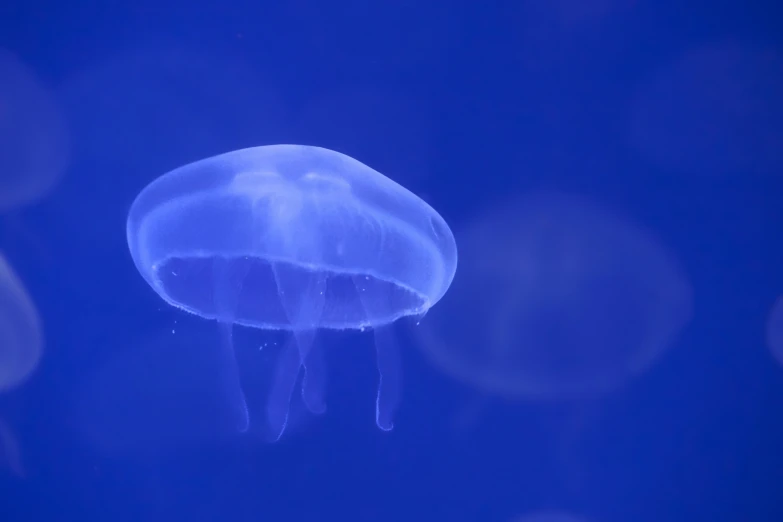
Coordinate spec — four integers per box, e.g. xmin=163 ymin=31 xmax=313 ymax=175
xmin=415 ymin=191 xmax=692 ymax=401
xmin=0 ymin=252 xmax=43 ymax=392
xmin=414 ymin=191 xmax=690 ymax=489
xmin=126 ymin=144 xmax=457 ymax=440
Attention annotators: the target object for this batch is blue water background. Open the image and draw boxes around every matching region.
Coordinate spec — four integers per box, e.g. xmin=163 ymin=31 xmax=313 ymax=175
xmin=1 ymin=2 xmax=782 ymax=522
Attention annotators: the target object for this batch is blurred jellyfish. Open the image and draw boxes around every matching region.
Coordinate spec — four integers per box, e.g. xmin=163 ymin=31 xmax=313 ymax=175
xmin=0 ymin=253 xmax=43 ymax=392
xmin=416 ymin=191 xmax=691 ymax=402
xmin=767 ymin=297 xmax=783 ymax=367
xmin=630 ymin=43 xmax=783 ymax=176
xmin=0 ymin=49 xmax=68 ymax=211
xmin=126 ymin=145 xmax=457 ymax=440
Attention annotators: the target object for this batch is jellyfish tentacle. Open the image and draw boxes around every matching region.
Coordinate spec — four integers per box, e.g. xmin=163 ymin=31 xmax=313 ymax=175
xmin=374 ymin=325 xmax=401 ymax=431
xmin=270 ymin=262 xmax=328 ymax=433
xmin=265 ymin=336 xmax=302 ymax=441
xmin=217 ymin=322 xmax=250 ymax=432
xmin=213 ymin=257 xmax=250 ymax=433
xmin=353 ymin=275 xmax=402 ymax=431
xmin=295 ymin=331 xmax=327 ymax=415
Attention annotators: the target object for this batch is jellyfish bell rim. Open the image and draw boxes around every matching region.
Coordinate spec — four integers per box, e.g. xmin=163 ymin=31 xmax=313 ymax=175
xmin=144 ymin=252 xmax=435 ymax=332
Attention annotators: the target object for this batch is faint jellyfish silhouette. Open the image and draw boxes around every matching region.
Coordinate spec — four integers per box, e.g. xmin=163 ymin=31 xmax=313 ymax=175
xmin=0 ymin=253 xmax=43 ymax=393
xmin=126 ymin=145 xmax=457 ymax=440
xmin=767 ymin=297 xmax=783 ymax=366
xmin=0 ymin=49 xmax=68 ymax=211
xmin=630 ymin=43 xmax=783 ymax=176
xmin=416 ymin=191 xmax=691 ymax=402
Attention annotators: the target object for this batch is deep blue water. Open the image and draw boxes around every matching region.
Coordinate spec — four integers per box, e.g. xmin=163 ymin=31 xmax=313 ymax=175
xmin=1 ymin=2 xmax=782 ymax=522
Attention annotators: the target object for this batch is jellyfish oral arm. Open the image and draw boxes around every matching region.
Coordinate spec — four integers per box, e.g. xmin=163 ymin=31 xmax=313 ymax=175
xmin=216 ymin=322 xmax=250 ymax=432
xmin=297 ymin=332 xmax=327 ymax=415
xmin=212 ymin=257 xmax=250 ymax=432
xmin=373 ymin=324 xmax=401 ymax=431
xmin=264 ymin=262 xmax=329 ymax=441
xmin=265 ymin=337 xmax=303 ymax=442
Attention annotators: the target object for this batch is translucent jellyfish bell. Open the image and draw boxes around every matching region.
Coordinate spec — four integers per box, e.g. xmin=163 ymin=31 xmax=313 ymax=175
xmin=416 ymin=191 xmax=691 ymax=401
xmin=126 ymin=145 xmax=457 ymax=440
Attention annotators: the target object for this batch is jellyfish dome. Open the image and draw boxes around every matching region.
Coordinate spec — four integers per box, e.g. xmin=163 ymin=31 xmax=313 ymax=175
xmin=415 ymin=191 xmax=692 ymax=401
xmin=126 ymin=144 xmax=457 ymax=439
